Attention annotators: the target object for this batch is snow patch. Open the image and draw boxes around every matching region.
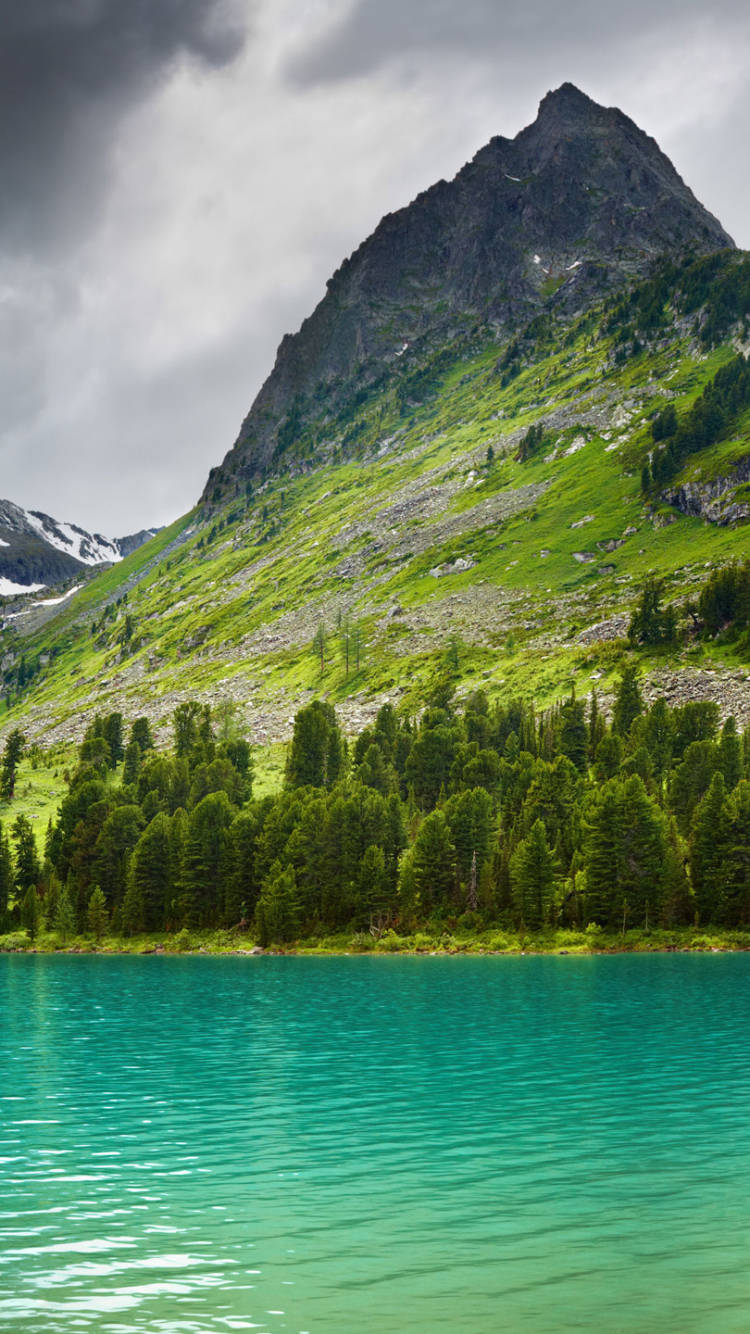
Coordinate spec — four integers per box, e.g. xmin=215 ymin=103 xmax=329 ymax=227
xmin=33 ymin=585 xmax=83 ymax=607
xmin=0 ymin=578 xmax=47 ymax=596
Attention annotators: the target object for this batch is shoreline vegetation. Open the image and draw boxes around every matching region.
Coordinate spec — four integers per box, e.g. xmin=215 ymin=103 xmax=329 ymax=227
xmin=3 ymin=672 xmax=750 ymax=954
xmin=3 ymin=927 xmax=749 ymax=956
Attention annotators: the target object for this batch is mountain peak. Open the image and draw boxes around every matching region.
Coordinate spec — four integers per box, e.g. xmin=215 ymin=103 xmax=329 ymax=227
xmin=205 ymin=89 xmax=734 ymax=493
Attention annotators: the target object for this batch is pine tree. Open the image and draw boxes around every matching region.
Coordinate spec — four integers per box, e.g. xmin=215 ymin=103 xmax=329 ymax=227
xmin=718 ymin=716 xmax=743 ymax=792
xmin=21 ymin=886 xmax=41 ymax=940
xmin=612 ymin=667 xmax=644 ymax=737
xmin=312 ymin=621 xmax=327 ymax=674
xmin=12 ymin=814 xmax=41 ymax=894
xmin=255 ymin=861 xmax=301 ymax=945
xmin=358 ymin=845 xmax=389 ymax=923
xmin=411 ymin=810 xmax=455 ymax=907
xmin=102 ymin=713 xmax=124 ymax=768
xmin=173 ymin=701 xmax=201 ymax=758
xmin=87 ymin=886 xmax=109 ymax=940
xmin=588 ymin=690 xmax=606 ymax=762
xmin=54 ymin=886 xmax=77 ymax=943
xmin=594 ymin=733 xmax=623 ymax=781
xmin=130 ymin=812 xmax=171 ymax=930
xmin=122 ymin=740 xmax=142 ymax=786
xmin=690 ymin=772 xmax=730 ymax=924
xmin=0 ymin=729 xmax=25 ymax=801
xmin=644 ymin=697 xmax=676 ymax=787
xmin=510 ymin=819 xmax=558 ymax=929
xmin=584 ymin=784 xmax=625 ymax=926
xmin=286 ymin=701 xmax=343 ymax=789
xmin=121 ymin=875 xmax=145 ymax=935
xmin=619 ymin=775 xmax=667 ymax=923
xmin=130 ymin=717 xmax=154 ymax=753
xmin=724 ymin=780 xmax=750 ymax=926
xmin=558 ymin=692 xmax=588 ymax=773
xmin=0 ymin=823 xmax=13 ymax=929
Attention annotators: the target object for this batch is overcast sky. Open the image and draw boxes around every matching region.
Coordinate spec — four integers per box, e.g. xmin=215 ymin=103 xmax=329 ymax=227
xmin=2 ymin=0 xmax=750 ymax=535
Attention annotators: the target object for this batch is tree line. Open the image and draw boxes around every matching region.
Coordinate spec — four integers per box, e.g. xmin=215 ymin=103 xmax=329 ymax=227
xmin=2 ymin=671 xmax=750 ymax=944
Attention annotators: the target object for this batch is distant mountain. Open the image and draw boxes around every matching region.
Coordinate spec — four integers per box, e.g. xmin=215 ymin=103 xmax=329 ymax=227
xmin=0 ymin=498 xmax=160 ymax=594
xmin=207 ymin=82 xmax=733 ymax=495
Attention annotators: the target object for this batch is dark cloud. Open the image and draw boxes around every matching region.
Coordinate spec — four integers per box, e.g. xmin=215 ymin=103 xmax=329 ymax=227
xmin=0 ymin=0 xmax=248 ymax=250
xmin=291 ymin=0 xmax=749 ymax=83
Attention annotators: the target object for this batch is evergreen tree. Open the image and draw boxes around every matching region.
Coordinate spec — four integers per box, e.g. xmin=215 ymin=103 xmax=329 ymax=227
xmin=510 ymin=819 xmax=558 ymax=929
xmin=130 ymin=813 xmax=172 ymax=929
xmin=588 ymin=690 xmax=606 ymax=762
xmin=87 ymin=885 xmax=109 ymax=940
xmin=644 ymin=697 xmax=676 ymax=786
xmin=130 ymin=717 xmax=154 ymax=753
xmin=670 ymin=741 xmax=719 ymax=833
xmin=182 ymin=791 xmax=234 ymax=926
xmin=173 ymin=701 xmax=201 ymax=758
xmin=102 ymin=713 xmax=124 ymax=768
xmin=558 ymin=692 xmax=588 ymax=773
xmin=93 ymin=806 xmax=146 ymax=908
xmin=445 ymin=788 xmax=494 ymax=889
xmin=619 ymin=775 xmax=666 ymax=922
xmin=718 ymin=716 xmax=743 ymax=792
xmin=594 ymin=733 xmax=623 ymax=781
xmin=123 ymin=740 xmax=141 ymax=786
xmin=286 ymin=701 xmax=343 ymax=789
xmin=168 ymin=807 xmax=189 ymax=927
xmin=358 ymin=845 xmax=389 ymax=922
xmin=12 ymin=815 xmax=41 ymax=893
xmin=312 ymin=621 xmax=327 ymax=674
xmin=628 ymin=576 xmax=677 ymax=647
xmin=255 ymin=861 xmax=301 ymax=945
xmin=689 ymin=772 xmax=730 ymax=924
xmin=0 ymin=729 xmax=25 ymax=801
xmin=584 ymin=785 xmax=625 ymax=927
xmin=411 ymin=810 xmax=455 ymax=907
xmin=20 ymin=885 xmax=41 ymax=940
xmin=612 ymin=666 xmax=644 ymax=737
xmin=54 ymin=886 xmax=76 ymax=943
xmin=358 ymin=744 xmax=393 ymax=796
xmin=0 ymin=823 xmax=12 ymax=929
xmin=121 ymin=874 xmax=145 ymax=935
xmin=724 ymin=780 xmax=750 ymax=926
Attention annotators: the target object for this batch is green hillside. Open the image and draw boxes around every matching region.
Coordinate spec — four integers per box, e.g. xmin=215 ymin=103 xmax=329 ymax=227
xmin=3 ymin=250 xmax=750 ymax=789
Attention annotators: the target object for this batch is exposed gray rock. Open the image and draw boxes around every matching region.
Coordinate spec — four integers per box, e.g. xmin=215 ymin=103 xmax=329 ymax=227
xmin=206 ymin=83 xmax=732 ymax=495
xmin=664 ymin=456 xmax=750 ymax=525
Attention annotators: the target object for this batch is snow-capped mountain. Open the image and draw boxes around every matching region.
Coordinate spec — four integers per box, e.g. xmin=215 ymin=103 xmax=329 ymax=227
xmin=0 ymin=498 xmax=160 ymax=595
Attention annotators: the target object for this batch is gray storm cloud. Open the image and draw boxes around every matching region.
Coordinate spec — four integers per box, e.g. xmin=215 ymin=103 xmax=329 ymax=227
xmin=0 ymin=0 xmax=747 ymax=536
xmin=291 ymin=0 xmax=750 ymax=82
xmin=0 ymin=0 xmax=247 ymax=250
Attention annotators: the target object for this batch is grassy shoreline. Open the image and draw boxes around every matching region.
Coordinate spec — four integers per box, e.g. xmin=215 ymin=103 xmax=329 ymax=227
xmin=3 ymin=927 xmax=750 ymax=957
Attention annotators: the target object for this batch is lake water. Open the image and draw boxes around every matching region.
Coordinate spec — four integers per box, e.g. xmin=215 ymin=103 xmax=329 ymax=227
xmin=2 ymin=954 xmax=750 ymax=1333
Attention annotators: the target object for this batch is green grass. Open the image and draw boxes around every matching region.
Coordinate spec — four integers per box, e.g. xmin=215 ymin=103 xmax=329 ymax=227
xmin=4 ymin=926 xmax=749 ymax=956
xmin=4 ymin=292 xmax=750 ymax=745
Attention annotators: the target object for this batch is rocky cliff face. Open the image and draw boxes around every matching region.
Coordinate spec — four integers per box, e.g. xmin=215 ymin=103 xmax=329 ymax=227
xmin=207 ymin=83 xmax=733 ymax=493
xmin=0 ymin=498 xmax=160 ymax=593
xmin=664 ymin=457 xmax=750 ymax=526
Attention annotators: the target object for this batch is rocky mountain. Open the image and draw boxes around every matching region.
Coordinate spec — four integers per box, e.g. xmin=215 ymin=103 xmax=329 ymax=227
xmin=2 ymin=87 xmax=750 ymax=762
xmin=0 ymin=497 xmax=160 ymax=594
xmin=207 ymin=82 xmax=733 ymax=494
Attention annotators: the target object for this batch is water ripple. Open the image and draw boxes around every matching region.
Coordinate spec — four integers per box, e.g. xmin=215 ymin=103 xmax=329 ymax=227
xmin=2 ymin=954 xmax=750 ymax=1331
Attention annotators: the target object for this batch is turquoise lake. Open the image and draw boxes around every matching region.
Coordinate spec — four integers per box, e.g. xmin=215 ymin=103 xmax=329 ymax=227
xmin=2 ymin=954 xmax=750 ymax=1333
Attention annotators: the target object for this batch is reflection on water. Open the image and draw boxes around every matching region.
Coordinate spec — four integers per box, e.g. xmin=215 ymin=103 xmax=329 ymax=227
xmin=2 ymin=954 xmax=750 ymax=1332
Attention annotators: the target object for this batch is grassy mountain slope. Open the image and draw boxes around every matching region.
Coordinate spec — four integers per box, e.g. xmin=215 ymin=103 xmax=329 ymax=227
xmin=4 ymin=250 xmax=750 ymax=790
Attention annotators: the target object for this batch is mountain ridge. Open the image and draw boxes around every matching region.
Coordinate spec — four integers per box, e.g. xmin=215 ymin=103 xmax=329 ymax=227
xmin=205 ymin=83 xmax=733 ymax=497
xmin=0 ymin=497 xmax=161 ymax=595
